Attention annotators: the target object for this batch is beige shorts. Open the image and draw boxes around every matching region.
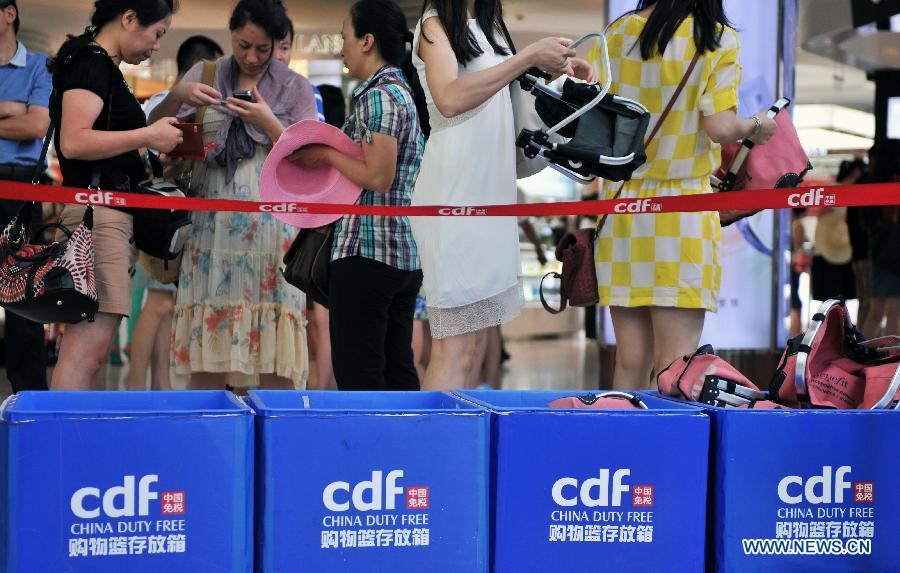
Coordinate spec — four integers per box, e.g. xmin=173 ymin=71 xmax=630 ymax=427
xmin=56 ymin=205 xmax=137 ymax=317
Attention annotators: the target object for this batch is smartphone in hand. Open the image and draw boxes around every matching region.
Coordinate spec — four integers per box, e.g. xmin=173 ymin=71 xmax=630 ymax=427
xmin=233 ymin=90 xmax=255 ymax=103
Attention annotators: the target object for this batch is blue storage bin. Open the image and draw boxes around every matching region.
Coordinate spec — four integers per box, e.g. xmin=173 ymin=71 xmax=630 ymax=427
xmin=455 ymin=390 xmax=710 ymax=573
xmin=0 ymin=390 xmax=254 ymax=572
xmin=248 ymin=390 xmax=490 ymax=572
xmin=652 ymin=392 xmax=900 ymax=572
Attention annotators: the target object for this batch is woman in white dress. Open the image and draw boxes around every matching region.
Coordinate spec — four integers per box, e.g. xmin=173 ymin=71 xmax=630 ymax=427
xmin=412 ymin=1 xmax=590 ymax=389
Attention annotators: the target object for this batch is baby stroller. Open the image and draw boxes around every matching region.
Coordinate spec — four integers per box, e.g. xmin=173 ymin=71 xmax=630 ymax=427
xmin=515 ymin=33 xmax=651 ymax=185
xmin=713 ymin=97 xmax=812 ymax=226
xmin=771 ymin=299 xmax=900 ymax=410
xmin=658 ymin=299 xmax=900 ymax=410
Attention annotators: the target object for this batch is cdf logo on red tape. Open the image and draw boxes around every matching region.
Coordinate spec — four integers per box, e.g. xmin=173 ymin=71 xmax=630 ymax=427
xmin=437 ymin=207 xmax=488 ymax=216
xmin=74 ymin=191 xmax=127 ymax=207
xmin=787 ymin=188 xmax=836 ymax=208
xmin=259 ymin=203 xmax=309 ymax=213
xmin=614 ymin=199 xmax=663 ymax=214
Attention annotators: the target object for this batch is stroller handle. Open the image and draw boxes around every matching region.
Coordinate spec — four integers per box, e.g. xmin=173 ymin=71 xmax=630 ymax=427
xmin=546 ymin=32 xmax=613 ymax=138
xmin=793 ymin=299 xmax=844 ymax=405
xmin=597 ymin=391 xmax=650 ymax=409
xmin=872 ymin=365 xmax=900 ymax=410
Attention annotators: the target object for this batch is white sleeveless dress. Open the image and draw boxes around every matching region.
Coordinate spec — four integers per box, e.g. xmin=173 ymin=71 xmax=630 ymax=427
xmin=411 ymin=10 xmax=523 ymax=340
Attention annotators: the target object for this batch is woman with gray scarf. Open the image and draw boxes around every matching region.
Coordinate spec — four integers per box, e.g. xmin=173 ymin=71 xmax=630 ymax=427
xmin=149 ymin=0 xmax=317 ymax=390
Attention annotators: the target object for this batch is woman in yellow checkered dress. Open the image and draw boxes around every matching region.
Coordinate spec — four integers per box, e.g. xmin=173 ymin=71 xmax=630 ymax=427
xmin=596 ymin=0 xmax=777 ymax=390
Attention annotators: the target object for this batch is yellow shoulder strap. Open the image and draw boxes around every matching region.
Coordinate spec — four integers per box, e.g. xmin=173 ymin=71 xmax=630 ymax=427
xmin=194 ymin=60 xmax=217 ymax=125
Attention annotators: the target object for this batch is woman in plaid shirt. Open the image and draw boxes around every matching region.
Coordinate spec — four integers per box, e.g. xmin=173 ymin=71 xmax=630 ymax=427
xmin=289 ymin=0 xmax=427 ymax=390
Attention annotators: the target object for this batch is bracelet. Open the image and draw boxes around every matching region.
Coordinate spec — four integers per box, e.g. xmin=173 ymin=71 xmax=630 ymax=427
xmin=748 ymin=115 xmax=762 ymax=138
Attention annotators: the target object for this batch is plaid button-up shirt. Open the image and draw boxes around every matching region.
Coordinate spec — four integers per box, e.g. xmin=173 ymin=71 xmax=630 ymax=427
xmin=331 ymin=65 xmax=425 ymax=271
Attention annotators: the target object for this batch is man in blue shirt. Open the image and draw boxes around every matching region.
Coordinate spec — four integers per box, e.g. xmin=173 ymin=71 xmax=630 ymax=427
xmin=0 ymin=0 xmax=52 ymax=392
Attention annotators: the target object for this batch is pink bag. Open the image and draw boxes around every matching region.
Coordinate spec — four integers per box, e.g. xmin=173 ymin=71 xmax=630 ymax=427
xmin=714 ymin=98 xmax=812 ymax=226
xmin=548 ymin=392 xmax=648 ymax=410
xmin=657 ymin=345 xmax=781 ymax=409
xmin=771 ymin=300 xmax=900 ymax=409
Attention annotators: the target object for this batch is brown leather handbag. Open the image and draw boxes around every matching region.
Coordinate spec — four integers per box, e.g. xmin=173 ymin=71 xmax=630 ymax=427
xmin=540 ymin=228 xmax=599 ymax=314
xmin=540 ymin=52 xmax=701 ymax=314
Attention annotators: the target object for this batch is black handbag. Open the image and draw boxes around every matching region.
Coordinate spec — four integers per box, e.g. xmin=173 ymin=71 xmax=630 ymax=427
xmin=282 ymin=224 xmax=334 ymax=308
xmin=131 ymin=156 xmax=192 ymax=264
xmin=0 ymin=128 xmax=99 ymax=324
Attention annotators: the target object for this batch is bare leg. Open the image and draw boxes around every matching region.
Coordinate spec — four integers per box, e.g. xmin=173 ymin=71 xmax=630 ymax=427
xmin=422 ymin=331 xmax=478 ymax=391
xmin=127 ymin=290 xmax=174 ymax=391
xmin=150 ymin=304 xmax=173 ymax=390
xmin=465 ymin=329 xmax=489 ymax=389
xmin=862 ymin=298 xmax=886 ymax=339
xmin=309 ymin=303 xmax=334 ymax=390
xmin=51 ymin=313 xmax=123 ymax=390
xmin=482 ymin=325 xmax=503 ymax=389
xmin=649 ymin=306 xmax=706 ymax=378
xmin=609 ymin=306 xmax=654 ymax=391
xmin=412 ymin=320 xmax=432 ymax=383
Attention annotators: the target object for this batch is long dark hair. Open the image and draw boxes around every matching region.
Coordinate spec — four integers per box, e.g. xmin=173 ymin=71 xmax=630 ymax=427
xmin=420 ymin=0 xmax=509 ymax=66
xmin=630 ymin=0 xmax=732 ymax=60
xmin=229 ymin=0 xmax=290 ymax=62
xmin=47 ymin=0 xmax=175 ymax=75
xmin=351 ymin=0 xmax=430 ymax=137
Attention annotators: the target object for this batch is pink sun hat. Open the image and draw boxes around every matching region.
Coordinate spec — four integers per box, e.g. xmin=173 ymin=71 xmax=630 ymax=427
xmin=260 ymin=119 xmax=365 ymax=229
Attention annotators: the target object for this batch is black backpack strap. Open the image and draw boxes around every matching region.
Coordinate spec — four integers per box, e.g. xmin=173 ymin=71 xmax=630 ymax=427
xmin=31 ymin=124 xmax=54 ymax=185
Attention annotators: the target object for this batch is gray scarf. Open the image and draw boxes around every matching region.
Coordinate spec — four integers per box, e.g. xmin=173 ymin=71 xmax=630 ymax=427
xmin=178 ymin=56 xmax=317 ymax=182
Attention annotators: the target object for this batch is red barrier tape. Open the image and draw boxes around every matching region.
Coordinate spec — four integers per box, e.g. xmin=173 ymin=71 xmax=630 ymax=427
xmin=0 ymin=180 xmax=898 ymax=217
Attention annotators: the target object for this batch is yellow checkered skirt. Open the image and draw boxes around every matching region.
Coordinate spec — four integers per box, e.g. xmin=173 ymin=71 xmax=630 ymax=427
xmin=595 ymin=177 xmax=722 ymax=311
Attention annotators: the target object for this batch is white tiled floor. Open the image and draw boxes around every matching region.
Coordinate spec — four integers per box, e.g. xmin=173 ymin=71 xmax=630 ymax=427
xmin=0 ymin=335 xmax=604 ymax=398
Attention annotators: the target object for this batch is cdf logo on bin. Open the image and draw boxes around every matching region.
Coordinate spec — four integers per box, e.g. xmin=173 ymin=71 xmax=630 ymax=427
xmin=323 ymin=470 xmax=429 ymax=512
xmin=777 ymin=466 xmax=873 ymax=504
xmin=551 ymin=470 xmax=654 ymax=507
xmin=70 ymin=475 xmax=185 ymax=519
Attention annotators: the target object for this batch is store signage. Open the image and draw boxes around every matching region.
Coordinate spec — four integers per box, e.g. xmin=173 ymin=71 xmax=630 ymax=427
xmin=851 ymin=0 xmax=900 ymax=28
xmin=295 ymin=33 xmax=343 ymax=56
